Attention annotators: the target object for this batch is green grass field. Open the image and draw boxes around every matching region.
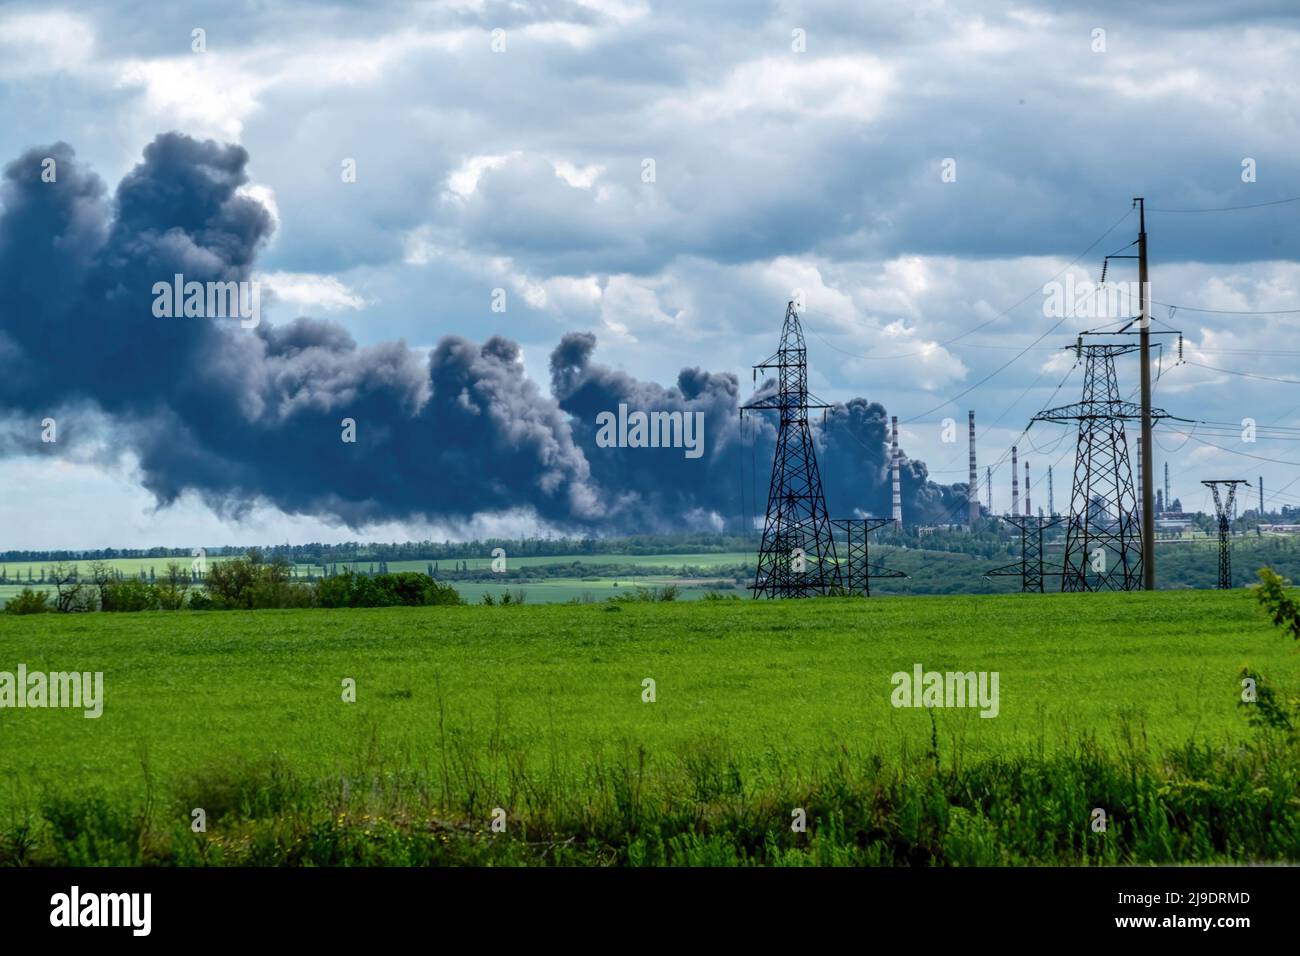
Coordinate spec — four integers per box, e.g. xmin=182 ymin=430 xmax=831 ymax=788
xmin=2 ymin=589 xmax=1298 ymax=865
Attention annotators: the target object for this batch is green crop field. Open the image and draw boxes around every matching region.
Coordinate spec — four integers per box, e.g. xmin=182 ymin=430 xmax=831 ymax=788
xmin=2 ymin=589 xmax=1299 ymax=866
xmin=0 ymin=551 xmax=751 ymax=607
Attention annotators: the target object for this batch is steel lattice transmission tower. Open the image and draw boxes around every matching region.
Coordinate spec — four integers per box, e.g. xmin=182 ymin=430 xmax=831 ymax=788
xmin=1033 ymin=340 xmax=1173 ymax=591
xmin=1202 ymin=480 xmax=1249 ymax=589
xmin=986 ymin=515 xmax=1064 ymax=592
xmin=829 ymin=518 xmax=905 ymax=595
xmin=742 ymin=302 xmax=841 ymax=597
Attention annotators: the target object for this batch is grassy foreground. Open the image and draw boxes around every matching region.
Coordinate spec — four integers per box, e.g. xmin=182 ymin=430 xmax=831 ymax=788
xmin=1 ymin=590 xmax=1299 ymax=865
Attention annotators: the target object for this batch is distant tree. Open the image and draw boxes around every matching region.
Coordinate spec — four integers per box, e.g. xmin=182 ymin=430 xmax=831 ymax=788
xmin=88 ymin=560 xmax=115 ymax=610
xmin=48 ymin=562 xmax=91 ymax=613
xmin=157 ymin=561 xmax=191 ymax=610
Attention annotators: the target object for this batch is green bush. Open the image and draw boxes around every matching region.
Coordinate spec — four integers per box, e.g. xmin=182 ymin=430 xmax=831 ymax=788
xmin=1243 ymin=569 xmax=1300 ymax=737
xmin=311 ymin=569 xmax=461 ymax=608
xmin=202 ymin=550 xmax=312 ymax=609
xmin=154 ymin=585 xmax=190 ymax=611
xmin=187 ymin=590 xmax=214 ymax=610
xmin=3 ymin=587 xmax=52 ymax=614
xmin=1256 ymin=567 xmax=1300 ymax=641
xmin=101 ymin=578 xmax=159 ymax=612
xmin=314 ymin=573 xmax=354 ymax=608
xmin=608 ymin=585 xmax=678 ymax=603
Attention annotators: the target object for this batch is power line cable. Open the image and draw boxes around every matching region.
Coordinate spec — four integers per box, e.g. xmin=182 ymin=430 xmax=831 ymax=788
xmin=1184 ymin=360 xmax=1300 ymax=385
xmin=1147 ymin=196 xmax=1300 ymax=213
xmin=798 ymin=206 xmax=1135 ymax=361
xmin=1152 ymin=300 xmax=1300 ymax=316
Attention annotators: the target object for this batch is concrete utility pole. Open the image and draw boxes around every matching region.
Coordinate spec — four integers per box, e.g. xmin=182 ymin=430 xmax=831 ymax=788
xmin=1136 ymin=197 xmax=1156 ymax=590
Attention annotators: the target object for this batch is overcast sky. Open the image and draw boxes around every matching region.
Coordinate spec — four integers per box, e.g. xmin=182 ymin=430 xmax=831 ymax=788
xmin=0 ymin=0 xmax=1298 ymax=549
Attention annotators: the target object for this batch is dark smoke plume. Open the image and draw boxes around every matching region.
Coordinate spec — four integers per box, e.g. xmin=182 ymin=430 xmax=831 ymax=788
xmin=0 ymin=133 xmax=966 ymax=534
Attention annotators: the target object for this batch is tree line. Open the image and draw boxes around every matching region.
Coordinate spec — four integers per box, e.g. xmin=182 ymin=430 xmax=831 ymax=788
xmin=3 ymin=550 xmax=461 ymax=614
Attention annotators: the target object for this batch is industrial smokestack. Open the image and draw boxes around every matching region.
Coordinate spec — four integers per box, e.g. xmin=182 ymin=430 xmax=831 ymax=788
xmin=1135 ymin=436 xmax=1143 ymax=522
xmin=1048 ymin=465 xmax=1055 ymax=517
xmin=986 ymin=466 xmax=992 ymax=513
xmin=1024 ymin=460 xmax=1031 ymax=516
xmin=891 ymin=415 xmax=902 ymax=529
xmin=1010 ymin=446 xmax=1019 ymax=516
xmin=1260 ymin=476 xmax=1265 ymax=517
xmin=968 ymin=410 xmax=979 ymax=527
xmin=1164 ymin=461 xmax=1170 ymax=510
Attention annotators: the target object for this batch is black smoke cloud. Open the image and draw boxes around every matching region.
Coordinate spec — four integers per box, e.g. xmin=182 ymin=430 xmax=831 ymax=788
xmin=550 ymin=334 xmax=969 ymax=529
xmin=0 ymin=133 xmax=966 ymax=534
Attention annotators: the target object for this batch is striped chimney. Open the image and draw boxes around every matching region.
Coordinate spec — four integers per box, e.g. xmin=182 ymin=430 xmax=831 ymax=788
xmin=1024 ymin=460 xmax=1031 ymax=516
xmin=1011 ymin=445 xmax=1019 ymax=516
xmin=1135 ymin=436 xmax=1143 ymax=522
xmin=891 ymin=415 xmax=902 ymax=529
xmin=968 ymin=410 xmax=978 ymax=526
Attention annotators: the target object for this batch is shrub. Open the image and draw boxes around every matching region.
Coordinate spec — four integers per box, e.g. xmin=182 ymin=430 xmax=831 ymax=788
xmin=4 ymin=587 xmax=51 ymax=614
xmin=203 ymin=550 xmax=310 ymax=609
xmin=608 ymin=585 xmax=678 ymax=603
xmin=420 ymin=578 xmax=461 ymax=606
xmin=313 ymin=570 xmax=461 ymax=608
xmin=204 ymin=553 xmax=263 ymax=609
xmin=101 ymin=578 xmax=159 ymax=612
xmin=314 ymin=573 xmax=354 ymax=609
xmin=1238 ymin=666 xmax=1295 ymax=733
xmin=1243 ymin=569 xmax=1300 ymax=737
xmin=187 ymin=590 xmax=214 ymax=611
xmin=155 ymin=561 xmax=192 ymax=610
xmin=1256 ymin=568 xmax=1300 ymax=641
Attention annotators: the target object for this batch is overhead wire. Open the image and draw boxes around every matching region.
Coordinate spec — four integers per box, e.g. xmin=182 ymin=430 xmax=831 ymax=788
xmin=1147 ymin=195 xmax=1300 ymax=213
xmin=797 ymin=206 xmax=1135 ymax=362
